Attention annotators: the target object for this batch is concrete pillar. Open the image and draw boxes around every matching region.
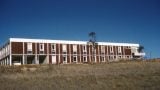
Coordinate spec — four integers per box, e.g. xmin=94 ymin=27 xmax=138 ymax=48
xmin=47 ymin=43 xmax=49 ymax=64
xmin=4 ymin=59 xmax=5 ymax=66
xmin=6 ymin=57 xmax=8 ymax=65
xmin=9 ymin=55 xmax=12 ymax=66
xmin=35 ymin=43 xmax=39 ymax=64
xmin=58 ymin=44 xmax=61 ymax=64
xmin=79 ymin=44 xmax=81 ymax=63
xmin=68 ymin=44 xmax=70 ymax=64
xmin=22 ymin=42 xmax=25 ymax=65
xmin=35 ymin=55 xmax=37 ymax=64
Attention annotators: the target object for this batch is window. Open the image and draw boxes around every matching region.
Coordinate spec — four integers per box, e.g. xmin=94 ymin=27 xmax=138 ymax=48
xmin=83 ymin=56 xmax=87 ymax=62
xmin=93 ymin=49 xmax=96 ymax=55
xmin=39 ymin=43 xmax=44 ymax=51
xmin=83 ymin=45 xmax=87 ymax=51
xmin=110 ymin=46 xmax=113 ymax=53
xmin=119 ymin=56 xmax=122 ymax=59
xmin=73 ymin=56 xmax=77 ymax=63
xmin=118 ymin=46 xmax=122 ymax=53
xmin=63 ymin=56 xmax=67 ymax=64
xmin=39 ymin=43 xmax=44 ymax=54
xmin=51 ymin=44 xmax=56 ymax=54
xmin=101 ymin=56 xmax=105 ymax=62
xmin=63 ymin=51 xmax=67 ymax=55
xmin=83 ymin=52 xmax=87 ymax=55
xmin=62 ymin=44 xmax=67 ymax=51
xmin=73 ymin=45 xmax=77 ymax=54
xmin=73 ymin=45 xmax=77 ymax=51
xmin=73 ymin=52 xmax=77 ymax=54
xmin=27 ymin=43 xmax=32 ymax=54
xmin=126 ymin=46 xmax=130 ymax=49
xmin=51 ymin=44 xmax=56 ymax=50
xmin=101 ymin=46 xmax=105 ymax=53
xmin=127 ymin=56 xmax=130 ymax=59
xmin=109 ymin=56 xmax=114 ymax=60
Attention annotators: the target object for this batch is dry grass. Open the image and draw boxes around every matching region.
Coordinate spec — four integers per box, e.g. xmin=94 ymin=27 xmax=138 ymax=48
xmin=0 ymin=60 xmax=160 ymax=90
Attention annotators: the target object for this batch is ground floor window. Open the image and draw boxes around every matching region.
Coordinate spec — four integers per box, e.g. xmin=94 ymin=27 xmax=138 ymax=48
xmin=63 ymin=56 xmax=67 ymax=64
xmin=101 ymin=56 xmax=105 ymax=62
xmin=73 ymin=56 xmax=77 ymax=63
xmin=83 ymin=56 xmax=87 ymax=62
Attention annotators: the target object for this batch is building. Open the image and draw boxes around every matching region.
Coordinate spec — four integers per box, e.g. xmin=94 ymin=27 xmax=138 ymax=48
xmin=0 ymin=38 xmax=145 ymax=65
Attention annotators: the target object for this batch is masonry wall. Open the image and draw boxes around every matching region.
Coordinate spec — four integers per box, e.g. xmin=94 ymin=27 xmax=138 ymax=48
xmin=0 ymin=41 xmax=134 ymax=65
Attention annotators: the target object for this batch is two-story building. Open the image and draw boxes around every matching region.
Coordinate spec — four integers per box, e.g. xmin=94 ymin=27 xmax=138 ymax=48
xmin=0 ymin=38 xmax=145 ymax=65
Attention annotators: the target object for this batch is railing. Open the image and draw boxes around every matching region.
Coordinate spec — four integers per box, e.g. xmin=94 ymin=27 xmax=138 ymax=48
xmin=134 ymin=52 xmax=145 ymax=56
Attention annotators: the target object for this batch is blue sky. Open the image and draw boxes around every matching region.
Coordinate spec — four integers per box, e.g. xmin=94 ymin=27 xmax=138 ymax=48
xmin=0 ymin=0 xmax=160 ymax=58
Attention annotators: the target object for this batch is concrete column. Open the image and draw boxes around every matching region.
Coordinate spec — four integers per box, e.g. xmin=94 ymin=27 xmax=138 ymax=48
xmin=22 ymin=42 xmax=25 ymax=65
xmin=47 ymin=43 xmax=49 ymax=64
xmin=88 ymin=45 xmax=91 ymax=63
xmin=79 ymin=44 xmax=81 ymax=63
xmin=9 ymin=42 xmax=12 ymax=66
xmin=58 ymin=44 xmax=61 ymax=64
xmin=69 ymin=44 xmax=71 ymax=64
xmin=4 ymin=59 xmax=5 ymax=65
xmin=35 ymin=55 xmax=39 ymax=64
xmin=123 ymin=46 xmax=125 ymax=59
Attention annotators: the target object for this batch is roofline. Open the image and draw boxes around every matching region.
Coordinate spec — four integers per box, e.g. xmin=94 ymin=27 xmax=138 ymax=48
xmin=9 ymin=38 xmax=140 ymax=47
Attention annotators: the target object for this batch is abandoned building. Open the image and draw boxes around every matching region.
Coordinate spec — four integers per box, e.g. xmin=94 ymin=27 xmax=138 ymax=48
xmin=0 ymin=38 xmax=145 ymax=65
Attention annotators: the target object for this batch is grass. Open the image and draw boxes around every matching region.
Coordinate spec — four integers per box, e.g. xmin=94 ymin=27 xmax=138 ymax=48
xmin=0 ymin=60 xmax=160 ymax=90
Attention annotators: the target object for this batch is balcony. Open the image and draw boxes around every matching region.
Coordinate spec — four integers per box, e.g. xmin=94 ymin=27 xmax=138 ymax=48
xmin=134 ymin=52 xmax=145 ymax=56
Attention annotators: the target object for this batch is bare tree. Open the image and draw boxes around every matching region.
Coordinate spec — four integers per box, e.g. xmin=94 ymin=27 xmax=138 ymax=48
xmin=138 ymin=45 xmax=144 ymax=53
xmin=88 ymin=32 xmax=98 ymax=64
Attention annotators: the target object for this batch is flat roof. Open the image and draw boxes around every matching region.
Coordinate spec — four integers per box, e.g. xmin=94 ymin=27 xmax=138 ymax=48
xmin=9 ymin=38 xmax=139 ymax=47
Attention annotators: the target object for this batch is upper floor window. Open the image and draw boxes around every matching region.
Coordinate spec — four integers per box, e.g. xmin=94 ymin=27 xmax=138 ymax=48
xmin=51 ymin=44 xmax=56 ymax=51
xmin=83 ymin=45 xmax=87 ymax=52
xmin=73 ymin=45 xmax=77 ymax=52
xmin=118 ymin=46 xmax=122 ymax=53
xmin=62 ymin=44 xmax=67 ymax=51
xmin=39 ymin=43 xmax=44 ymax=51
xmin=83 ymin=52 xmax=87 ymax=55
xmin=110 ymin=46 xmax=113 ymax=53
xmin=126 ymin=46 xmax=131 ymax=49
xmin=101 ymin=46 xmax=105 ymax=53
xmin=51 ymin=44 xmax=56 ymax=54
xmin=39 ymin=43 xmax=44 ymax=54
xmin=27 ymin=43 xmax=32 ymax=54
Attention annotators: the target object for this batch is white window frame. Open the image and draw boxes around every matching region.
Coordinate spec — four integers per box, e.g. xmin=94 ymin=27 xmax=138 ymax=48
xmin=27 ymin=43 xmax=32 ymax=54
xmin=83 ymin=56 xmax=87 ymax=62
xmin=73 ymin=56 xmax=77 ymax=63
xmin=39 ymin=43 xmax=44 ymax=51
xmin=101 ymin=46 xmax=105 ymax=53
xmin=62 ymin=44 xmax=67 ymax=51
xmin=110 ymin=46 xmax=113 ymax=53
xmin=109 ymin=56 xmax=114 ymax=60
xmin=63 ymin=56 xmax=67 ymax=64
xmin=51 ymin=44 xmax=56 ymax=51
xmin=101 ymin=56 xmax=105 ymax=62
xmin=73 ymin=45 xmax=77 ymax=52
xmin=83 ymin=45 xmax=87 ymax=52
xmin=118 ymin=46 xmax=122 ymax=53
xmin=51 ymin=44 xmax=56 ymax=54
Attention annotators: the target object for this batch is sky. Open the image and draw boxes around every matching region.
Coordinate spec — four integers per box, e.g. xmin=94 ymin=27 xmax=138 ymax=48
xmin=0 ymin=0 xmax=160 ymax=58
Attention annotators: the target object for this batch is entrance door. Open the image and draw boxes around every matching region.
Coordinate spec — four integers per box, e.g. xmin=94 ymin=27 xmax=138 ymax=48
xmin=52 ymin=55 xmax=56 ymax=64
